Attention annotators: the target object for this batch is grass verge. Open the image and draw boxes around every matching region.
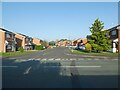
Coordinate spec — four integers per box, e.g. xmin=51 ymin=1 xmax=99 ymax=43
xmin=0 ymin=50 xmax=39 ymax=57
xmin=71 ymin=49 xmax=120 ymax=56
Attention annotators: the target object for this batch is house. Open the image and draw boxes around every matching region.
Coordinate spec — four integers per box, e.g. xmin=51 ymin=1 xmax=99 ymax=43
xmin=107 ymin=25 xmax=120 ymax=53
xmin=32 ymin=37 xmax=43 ymax=46
xmin=86 ymin=25 xmax=120 ymax=53
xmin=15 ymin=33 xmax=26 ymax=51
xmin=15 ymin=33 xmax=34 ymax=50
xmin=0 ymin=28 xmax=16 ymax=52
xmin=25 ymin=36 xmax=34 ymax=50
xmin=72 ymin=40 xmax=77 ymax=46
xmin=72 ymin=38 xmax=87 ymax=47
xmin=72 ymin=38 xmax=82 ymax=46
xmin=56 ymin=39 xmax=71 ymax=47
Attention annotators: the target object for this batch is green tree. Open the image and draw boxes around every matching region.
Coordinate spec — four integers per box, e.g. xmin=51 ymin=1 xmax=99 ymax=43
xmin=41 ymin=40 xmax=48 ymax=48
xmin=18 ymin=47 xmax=24 ymax=52
xmin=35 ymin=45 xmax=44 ymax=50
xmin=88 ymin=18 xmax=111 ymax=52
xmin=49 ymin=41 xmax=55 ymax=46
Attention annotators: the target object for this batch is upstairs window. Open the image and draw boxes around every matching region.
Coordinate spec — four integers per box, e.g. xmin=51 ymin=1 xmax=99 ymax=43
xmin=29 ymin=38 xmax=32 ymax=42
xmin=111 ymin=30 xmax=116 ymax=35
xmin=26 ymin=38 xmax=28 ymax=41
xmin=6 ymin=33 xmax=11 ymax=38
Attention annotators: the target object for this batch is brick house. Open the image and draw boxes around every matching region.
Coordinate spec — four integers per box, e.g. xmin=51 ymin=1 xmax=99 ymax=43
xmin=86 ymin=25 xmax=120 ymax=53
xmin=72 ymin=38 xmax=87 ymax=47
xmin=0 ymin=28 xmax=16 ymax=52
xmin=56 ymin=40 xmax=71 ymax=47
xmin=107 ymin=25 xmax=120 ymax=53
xmin=15 ymin=33 xmax=26 ymax=51
xmin=72 ymin=38 xmax=82 ymax=46
xmin=15 ymin=33 xmax=34 ymax=50
xmin=25 ymin=36 xmax=34 ymax=50
xmin=32 ymin=37 xmax=43 ymax=46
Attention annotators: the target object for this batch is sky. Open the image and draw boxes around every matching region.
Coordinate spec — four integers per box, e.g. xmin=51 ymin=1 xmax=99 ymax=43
xmin=1 ymin=2 xmax=118 ymax=41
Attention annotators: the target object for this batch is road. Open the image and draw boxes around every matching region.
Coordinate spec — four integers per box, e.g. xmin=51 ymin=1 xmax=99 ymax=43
xmin=1 ymin=47 xmax=118 ymax=88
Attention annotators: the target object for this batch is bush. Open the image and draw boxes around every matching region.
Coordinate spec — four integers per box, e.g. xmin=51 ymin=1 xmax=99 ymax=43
xmin=35 ymin=45 xmax=44 ymax=50
xmin=85 ymin=43 xmax=92 ymax=52
xmin=18 ymin=47 xmax=24 ymax=52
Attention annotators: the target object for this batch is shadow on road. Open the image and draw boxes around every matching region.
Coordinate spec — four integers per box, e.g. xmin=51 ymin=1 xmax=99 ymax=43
xmin=1 ymin=59 xmax=118 ymax=89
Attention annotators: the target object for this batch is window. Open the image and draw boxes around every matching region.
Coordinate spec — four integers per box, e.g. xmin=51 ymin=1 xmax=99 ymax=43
xmin=29 ymin=38 xmax=32 ymax=41
xmin=26 ymin=38 xmax=28 ymax=41
xmin=112 ymin=30 xmax=116 ymax=35
xmin=6 ymin=44 xmax=12 ymax=49
xmin=6 ymin=33 xmax=11 ymax=38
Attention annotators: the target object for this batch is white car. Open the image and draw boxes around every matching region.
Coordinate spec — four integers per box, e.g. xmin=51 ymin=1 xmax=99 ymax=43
xmin=79 ymin=46 xmax=85 ymax=50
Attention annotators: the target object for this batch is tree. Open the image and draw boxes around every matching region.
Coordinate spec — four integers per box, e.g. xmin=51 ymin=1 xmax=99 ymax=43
xmin=59 ymin=39 xmax=68 ymax=41
xmin=18 ymin=47 xmax=24 ymax=52
xmin=35 ymin=45 xmax=44 ymax=50
xmin=88 ymin=18 xmax=111 ymax=52
xmin=49 ymin=41 xmax=55 ymax=46
xmin=41 ymin=40 xmax=48 ymax=48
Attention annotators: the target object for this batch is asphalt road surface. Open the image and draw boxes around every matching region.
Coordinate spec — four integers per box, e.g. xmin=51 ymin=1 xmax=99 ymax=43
xmin=1 ymin=47 xmax=118 ymax=88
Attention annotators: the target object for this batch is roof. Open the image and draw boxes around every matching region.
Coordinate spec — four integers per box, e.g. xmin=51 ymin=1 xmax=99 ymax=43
xmin=32 ymin=37 xmax=41 ymax=41
xmin=0 ymin=28 xmax=15 ymax=34
xmin=107 ymin=25 xmax=120 ymax=31
xmin=17 ymin=33 xmax=27 ymax=37
xmin=17 ymin=33 xmax=32 ymax=38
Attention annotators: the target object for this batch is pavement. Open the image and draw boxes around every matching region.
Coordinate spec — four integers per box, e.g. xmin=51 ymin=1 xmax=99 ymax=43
xmin=1 ymin=47 xmax=119 ymax=88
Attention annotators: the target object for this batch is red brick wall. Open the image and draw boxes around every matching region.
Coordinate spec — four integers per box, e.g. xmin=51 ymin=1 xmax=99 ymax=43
xmin=117 ymin=27 xmax=120 ymax=52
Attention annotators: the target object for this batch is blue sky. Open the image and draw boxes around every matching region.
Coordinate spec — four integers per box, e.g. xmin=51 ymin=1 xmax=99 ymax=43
xmin=2 ymin=2 xmax=118 ymax=41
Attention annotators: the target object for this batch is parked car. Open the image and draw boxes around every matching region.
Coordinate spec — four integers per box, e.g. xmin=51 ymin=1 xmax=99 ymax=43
xmin=79 ymin=45 xmax=85 ymax=50
xmin=74 ymin=45 xmax=85 ymax=50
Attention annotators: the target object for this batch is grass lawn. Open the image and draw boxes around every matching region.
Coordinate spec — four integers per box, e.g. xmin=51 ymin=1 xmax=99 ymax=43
xmin=0 ymin=50 xmax=39 ymax=57
xmin=71 ymin=49 xmax=120 ymax=56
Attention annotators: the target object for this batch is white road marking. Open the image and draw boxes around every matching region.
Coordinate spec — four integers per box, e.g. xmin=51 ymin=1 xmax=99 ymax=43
xmin=70 ymin=58 xmax=73 ymax=60
xmin=14 ymin=59 xmax=27 ymax=63
xmin=42 ymin=58 xmax=47 ymax=60
xmin=55 ymin=58 xmax=61 ymax=60
xmin=15 ymin=58 xmax=35 ymax=63
xmin=0 ymin=66 xmax=18 ymax=68
xmin=95 ymin=59 xmax=99 ymax=60
xmin=44 ymin=66 xmax=101 ymax=68
xmin=61 ymin=59 xmax=65 ymax=60
xmin=48 ymin=58 xmax=54 ymax=60
xmin=24 ymin=66 xmax=31 ymax=75
xmin=66 ymin=58 xmax=69 ymax=60
xmin=28 ymin=58 xmax=35 ymax=60
xmin=70 ymin=58 xmax=76 ymax=60
xmin=87 ymin=58 xmax=92 ymax=60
